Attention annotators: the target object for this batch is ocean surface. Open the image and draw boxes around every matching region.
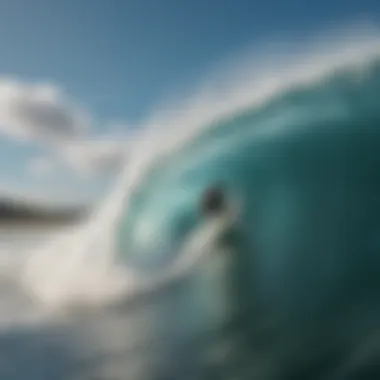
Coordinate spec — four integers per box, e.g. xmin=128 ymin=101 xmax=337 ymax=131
xmin=2 ymin=32 xmax=380 ymax=380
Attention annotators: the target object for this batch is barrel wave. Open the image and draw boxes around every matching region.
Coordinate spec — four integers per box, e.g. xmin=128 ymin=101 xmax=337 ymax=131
xmin=115 ymin=56 xmax=380 ymax=378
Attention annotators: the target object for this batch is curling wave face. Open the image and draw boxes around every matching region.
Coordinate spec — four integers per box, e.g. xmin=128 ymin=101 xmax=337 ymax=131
xmin=116 ymin=58 xmax=380 ymax=378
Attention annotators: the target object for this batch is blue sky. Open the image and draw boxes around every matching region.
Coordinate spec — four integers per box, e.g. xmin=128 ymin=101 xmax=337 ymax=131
xmin=0 ymin=0 xmax=379 ymax=204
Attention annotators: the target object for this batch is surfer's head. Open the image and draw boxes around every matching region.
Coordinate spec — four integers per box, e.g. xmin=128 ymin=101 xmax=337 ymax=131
xmin=200 ymin=183 xmax=227 ymax=216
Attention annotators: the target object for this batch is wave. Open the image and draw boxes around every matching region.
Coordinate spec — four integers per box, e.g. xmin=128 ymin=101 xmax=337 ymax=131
xmin=12 ymin=24 xmax=380 ymax=307
xmin=4 ymin=23 xmax=380 ymax=378
xmin=110 ymin=29 xmax=380 ymax=377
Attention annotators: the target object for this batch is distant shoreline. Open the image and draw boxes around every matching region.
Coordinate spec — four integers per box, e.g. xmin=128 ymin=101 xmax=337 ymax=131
xmin=0 ymin=198 xmax=90 ymax=225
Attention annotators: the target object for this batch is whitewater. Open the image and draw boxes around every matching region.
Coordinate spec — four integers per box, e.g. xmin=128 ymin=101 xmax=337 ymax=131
xmin=1 ymin=24 xmax=380 ymax=379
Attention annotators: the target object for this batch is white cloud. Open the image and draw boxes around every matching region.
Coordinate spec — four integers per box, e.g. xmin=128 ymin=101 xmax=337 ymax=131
xmin=28 ymin=156 xmax=54 ymax=177
xmin=60 ymin=137 xmax=130 ymax=175
xmin=0 ymin=77 xmax=131 ymax=176
xmin=26 ymin=138 xmax=130 ymax=179
xmin=0 ymin=78 xmax=90 ymax=142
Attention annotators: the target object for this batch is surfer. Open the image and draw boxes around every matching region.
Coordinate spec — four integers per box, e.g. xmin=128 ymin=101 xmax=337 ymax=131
xmin=200 ymin=183 xmax=242 ymax=254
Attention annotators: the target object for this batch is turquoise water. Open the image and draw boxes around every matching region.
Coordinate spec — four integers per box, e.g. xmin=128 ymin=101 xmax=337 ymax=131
xmin=115 ymin=58 xmax=380 ymax=378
